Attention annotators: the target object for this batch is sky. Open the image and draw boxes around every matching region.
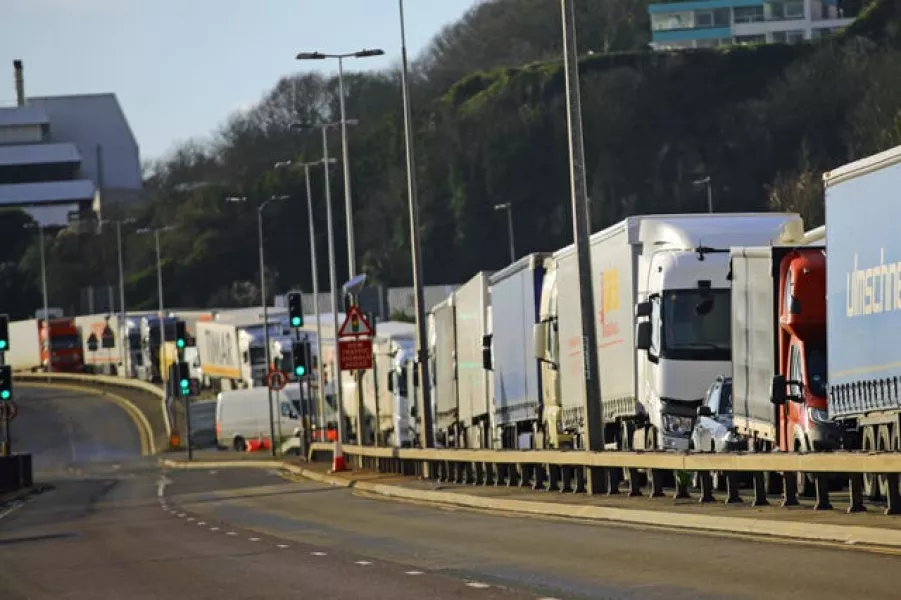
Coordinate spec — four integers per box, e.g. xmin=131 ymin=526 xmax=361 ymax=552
xmin=1 ymin=0 xmax=482 ymax=162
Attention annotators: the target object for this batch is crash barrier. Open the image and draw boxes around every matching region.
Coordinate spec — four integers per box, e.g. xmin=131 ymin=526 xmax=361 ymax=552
xmin=14 ymin=372 xmax=172 ymax=449
xmin=308 ymin=443 xmax=901 ymax=516
xmin=0 ymin=453 xmax=33 ymax=494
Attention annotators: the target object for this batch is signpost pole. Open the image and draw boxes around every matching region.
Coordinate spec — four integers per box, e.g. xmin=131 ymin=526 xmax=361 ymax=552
xmin=0 ymin=350 xmax=9 ymax=457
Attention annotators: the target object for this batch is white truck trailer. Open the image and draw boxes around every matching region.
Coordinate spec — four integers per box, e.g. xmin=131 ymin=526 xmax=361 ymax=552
xmin=453 ymin=272 xmax=494 ymax=448
xmin=483 ymin=253 xmax=549 ymax=449
xmin=533 ymin=213 xmax=806 ymax=451
xmin=359 ymin=321 xmax=417 ymax=447
xmin=195 ymin=317 xmax=284 ymax=391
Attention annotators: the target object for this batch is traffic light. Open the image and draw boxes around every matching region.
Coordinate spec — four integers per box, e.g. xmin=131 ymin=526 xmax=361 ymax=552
xmin=0 ymin=365 xmax=11 ymax=401
xmin=292 ymin=340 xmax=309 ymax=377
xmin=0 ymin=313 xmax=8 ymax=351
xmin=177 ymin=361 xmax=191 ymax=396
xmin=288 ymin=292 xmax=303 ymax=328
xmin=175 ymin=321 xmax=187 ymax=350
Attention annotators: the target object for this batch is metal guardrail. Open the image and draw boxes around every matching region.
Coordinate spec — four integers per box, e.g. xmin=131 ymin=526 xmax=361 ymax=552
xmin=310 ymin=443 xmax=901 ymax=516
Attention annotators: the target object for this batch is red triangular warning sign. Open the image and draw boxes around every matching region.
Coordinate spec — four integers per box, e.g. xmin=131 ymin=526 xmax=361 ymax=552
xmin=338 ymin=305 xmax=374 ymax=338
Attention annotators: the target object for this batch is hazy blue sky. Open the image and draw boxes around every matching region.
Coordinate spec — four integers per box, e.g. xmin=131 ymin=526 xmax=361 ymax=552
xmin=2 ymin=0 xmax=481 ymax=162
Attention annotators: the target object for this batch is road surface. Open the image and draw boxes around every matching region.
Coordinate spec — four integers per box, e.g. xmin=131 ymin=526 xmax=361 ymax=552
xmin=2 ymin=384 xmax=901 ymax=599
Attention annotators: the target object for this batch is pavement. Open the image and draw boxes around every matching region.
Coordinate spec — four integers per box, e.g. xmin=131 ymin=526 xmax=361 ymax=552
xmin=6 ymin=385 xmax=901 ymax=599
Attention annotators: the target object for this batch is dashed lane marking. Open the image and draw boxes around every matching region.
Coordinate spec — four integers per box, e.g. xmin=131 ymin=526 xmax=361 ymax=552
xmin=466 ymin=582 xmax=491 ymax=589
xmin=310 ymin=551 xmax=327 ymax=556
xmin=210 ymin=527 xmax=220 ymax=532
xmin=276 ymin=544 xmax=290 ymax=549
xmin=355 ymin=561 xmax=372 ymax=566
xmin=405 ymin=571 xmax=424 ymax=576
xmin=249 ymin=537 xmax=261 ymax=542
xmin=226 ymin=531 xmax=237 ymax=536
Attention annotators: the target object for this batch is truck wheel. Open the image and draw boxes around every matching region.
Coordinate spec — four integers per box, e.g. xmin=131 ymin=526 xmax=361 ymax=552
xmin=233 ymin=436 xmax=246 ymax=452
xmin=862 ymin=426 xmax=880 ymax=500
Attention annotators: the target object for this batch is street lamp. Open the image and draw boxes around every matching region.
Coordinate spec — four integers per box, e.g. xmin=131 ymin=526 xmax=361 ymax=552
xmin=296 ymin=48 xmax=385 ymax=279
xmin=561 ymin=0 xmax=604 ymax=493
xmin=274 ymin=158 xmax=338 ymax=434
xmin=397 ymin=0 xmax=435 ymax=450
xmin=289 ymin=120 xmax=358 ymax=445
xmin=136 ymin=225 xmax=176 ymax=389
xmin=225 ymin=194 xmax=289 ymax=457
xmin=493 ymin=203 xmax=516 ymax=263
xmin=99 ymin=217 xmax=136 ymax=373
xmin=693 ymin=176 xmax=714 ymax=213
xmin=23 ymin=223 xmax=50 ymax=373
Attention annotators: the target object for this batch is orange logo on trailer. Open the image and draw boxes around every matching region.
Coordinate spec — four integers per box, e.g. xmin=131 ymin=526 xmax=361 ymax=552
xmin=598 ymin=269 xmax=621 ymax=338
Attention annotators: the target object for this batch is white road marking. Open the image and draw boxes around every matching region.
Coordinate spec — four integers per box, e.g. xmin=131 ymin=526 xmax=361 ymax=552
xmin=466 ymin=582 xmax=491 ymax=589
xmin=310 ymin=551 xmax=328 ymax=556
xmin=210 ymin=527 xmax=220 ymax=532
xmin=187 ymin=517 xmax=196 ymax=522
xmin=226 ymin=531 xmax=237 ymax=536
xmin=355 ymin=561 xmax=372 ymax=566
xmin=197 ymin=521 xmax=206 ymax=526
xmin=156 ymin=475 xmax=172 ymax=498
xmin=0 ymin=501 xmax=25 ymax=522
xmin=177 ymin=513 xmax=186 ymax=518
xmin=405 ymin=571 xmax=424 ymax=576
xmin=249 ymin=537 xmax=261 ymax=542
xmin=537 ymin=597 xmax=562 ymax=600
xmin=276 ymin=544 xmax=289 ymax=549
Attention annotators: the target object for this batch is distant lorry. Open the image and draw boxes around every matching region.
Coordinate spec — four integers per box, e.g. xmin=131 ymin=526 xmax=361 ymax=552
xmin=726 ymin=245 xmax=838 ymax=495
xmin=824 ymin=145 xmax=901 ymax=501
xmin=453 ymin=272 xmax=493 ymax=448
xmin=137 ymin=315 xmax=184 ymax=383
xmin=533 ymin=213 xmax=806 ymax=451
xmin=8 ymin=317 xmax=84 ymax=372
xmin=429 ymin=296 xmax=458 ymax=447
xmin=158 ymin=340 xmax=203 ymax=394
xmin=482 ymin=253 xmax=549 ymax=449
xmin=195 ymin=318 xmax=283 ymax=391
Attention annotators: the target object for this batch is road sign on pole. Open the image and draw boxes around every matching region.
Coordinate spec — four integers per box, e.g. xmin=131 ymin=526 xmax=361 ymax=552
xmin=339 ymin=339 xmax=373 ymax=371
xmin=337 ymin=305 xmax=373 ymax=338
xmin=267 ymin=370 xmax=288 ymax=391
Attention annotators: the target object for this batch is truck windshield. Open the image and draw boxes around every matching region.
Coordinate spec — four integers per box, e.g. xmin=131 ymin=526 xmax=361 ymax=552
xmin=249 ymin=347 xmax=267 ymax=365
xmin=50 ymin=335 xmax=81 ymax=350
xmin=398 ymin=368 xmax=408 ymax=397
xmin=806 ymin=345 xmax=827 ymax=398
xmin=662 ymin=290 xmax=731 ymax=361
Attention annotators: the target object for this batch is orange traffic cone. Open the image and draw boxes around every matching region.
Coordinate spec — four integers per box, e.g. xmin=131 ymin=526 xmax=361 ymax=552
xmin=330 ymin=440 xmax=347 ymax=473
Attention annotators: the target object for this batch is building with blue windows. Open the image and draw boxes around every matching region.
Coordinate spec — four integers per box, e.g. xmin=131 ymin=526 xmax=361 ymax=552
xmin=648 ymin=0 xmax=856 ymax=50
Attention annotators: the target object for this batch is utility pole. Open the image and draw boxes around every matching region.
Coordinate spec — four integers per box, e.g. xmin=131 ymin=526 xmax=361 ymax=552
xmin=561 ymin=0 xmax=605 ymax=494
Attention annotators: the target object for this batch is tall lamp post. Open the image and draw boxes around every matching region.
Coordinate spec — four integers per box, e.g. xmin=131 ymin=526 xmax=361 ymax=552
xmin=296 ymin=48 xmax=384 ymax=278
xmin=397 ymin=0 xmax=435 ymax=450
xmin=493 ymin=203 xmax=516 ymax=263
xmin=100 ymin=218 xmax=136 ymax=373
xmin=226 ymin=194 xmax=289 ymax=457
xmin=274 ymin=158 xmax=338 ymax=434
xmin=289 ymin=120 xmax=358 ymax=445
xmin=136 ymin=225 xmax=176 ymax=393
xmin=23 ymin=223 xmax=50 ymax=374
xmin=561 ymin=0 xmax=604 ymax=494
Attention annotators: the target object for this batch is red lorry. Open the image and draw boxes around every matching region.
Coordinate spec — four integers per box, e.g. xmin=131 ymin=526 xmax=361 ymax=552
xmin=39 ymin=317 xmax=85 ymax=372
xmin=727 ymin=245 xmax=839 ymax=494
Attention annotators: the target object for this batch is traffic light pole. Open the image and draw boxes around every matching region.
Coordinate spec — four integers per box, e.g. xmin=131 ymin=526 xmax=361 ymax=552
xmin=369 ymin=312 xmax=381 ymax=448
xmin=180 ymin=346 xmax=193 ymax=461
xmin=0 ymin=351 xmax=9 ymax=457
xmin=295 ymin=329 xmax=309 ymax=460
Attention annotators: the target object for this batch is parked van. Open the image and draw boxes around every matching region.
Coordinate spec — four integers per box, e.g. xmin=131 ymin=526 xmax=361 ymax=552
xmin=215 ymin=387 xmax=303 ymax=451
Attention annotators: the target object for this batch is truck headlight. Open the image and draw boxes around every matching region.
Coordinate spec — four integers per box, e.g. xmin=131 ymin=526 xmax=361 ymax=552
xmin=662 ymin=414 xmax=693 ymax=435
xmin=807 ymin=407 xmax=831 ymax=424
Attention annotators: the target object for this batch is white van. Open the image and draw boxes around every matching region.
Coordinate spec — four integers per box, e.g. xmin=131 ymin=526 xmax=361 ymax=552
xmin=215 ymin=387 xmax=303 ymax=451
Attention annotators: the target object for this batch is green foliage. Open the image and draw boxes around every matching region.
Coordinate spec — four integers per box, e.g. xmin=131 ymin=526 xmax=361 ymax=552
xmin=2 ymin=0 xmax=897 ymax=315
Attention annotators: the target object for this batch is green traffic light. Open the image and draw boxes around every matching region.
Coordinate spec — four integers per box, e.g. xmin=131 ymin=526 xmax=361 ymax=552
xmin=180 ymin=379 xmax=189 ymax=388
xmin=176 ymin=339 xmax=185 ymax=349
xmin=0 ymin=390 xmax=9 ymax=400
xmin=291 ymin=316 xmax=301 ymax=327
xmin=0 ymin=340 xmax=7 ymax=350
xmin=295 ymin=365 xmax=306 ymax=376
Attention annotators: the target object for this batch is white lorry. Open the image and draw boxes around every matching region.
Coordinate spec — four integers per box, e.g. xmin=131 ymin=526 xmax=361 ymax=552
xmin=195 ymin=317 xmax=285 ymax=391
xmin=360 ymin=321 xmax=417 ymax=447
xmin=533 ymin=213 xmax=806 ymax=451
xmin=429 ymin=296 xmax=458 ymax=447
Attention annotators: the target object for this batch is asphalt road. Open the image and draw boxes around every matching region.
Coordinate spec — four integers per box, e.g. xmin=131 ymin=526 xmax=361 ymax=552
xmin=3 ymin=385 xmax=901 ymax=599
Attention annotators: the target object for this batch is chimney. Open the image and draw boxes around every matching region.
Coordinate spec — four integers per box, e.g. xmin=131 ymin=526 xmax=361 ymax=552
xmin=13 ymin=59 xmax=25 ymax=107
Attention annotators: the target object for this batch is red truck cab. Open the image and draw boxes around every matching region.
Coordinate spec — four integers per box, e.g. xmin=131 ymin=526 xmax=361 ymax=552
xmin=772 ymin=248 xmax=839 ymax=452
xmin=40 ymin=318 xmax=85 ymax=372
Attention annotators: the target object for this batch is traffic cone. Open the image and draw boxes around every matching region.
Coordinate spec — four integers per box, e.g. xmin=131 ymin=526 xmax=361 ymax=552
xmin=330 ymin=440 xmax=347 ymax=473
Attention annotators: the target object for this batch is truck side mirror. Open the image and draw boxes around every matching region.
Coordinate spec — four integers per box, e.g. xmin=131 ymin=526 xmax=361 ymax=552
xmin=387 ymin=373 xmax=394 ymax=393
xmin=482 ymin=334 xmax=493 ymax=371
xmin=532 ymin=323 xmax=546 ymax=362
xmin=636 ymin=321 xmax=652 ymax=351
xmin=771 ymin=374 xmax=787 ymax=405
xmin=635 ymin=301 xmax=652 ymax=318
xmin=789 ymin=296 xmax=801 ymax=315
xmin=697 ymin=405 xmax=713 ymax=418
